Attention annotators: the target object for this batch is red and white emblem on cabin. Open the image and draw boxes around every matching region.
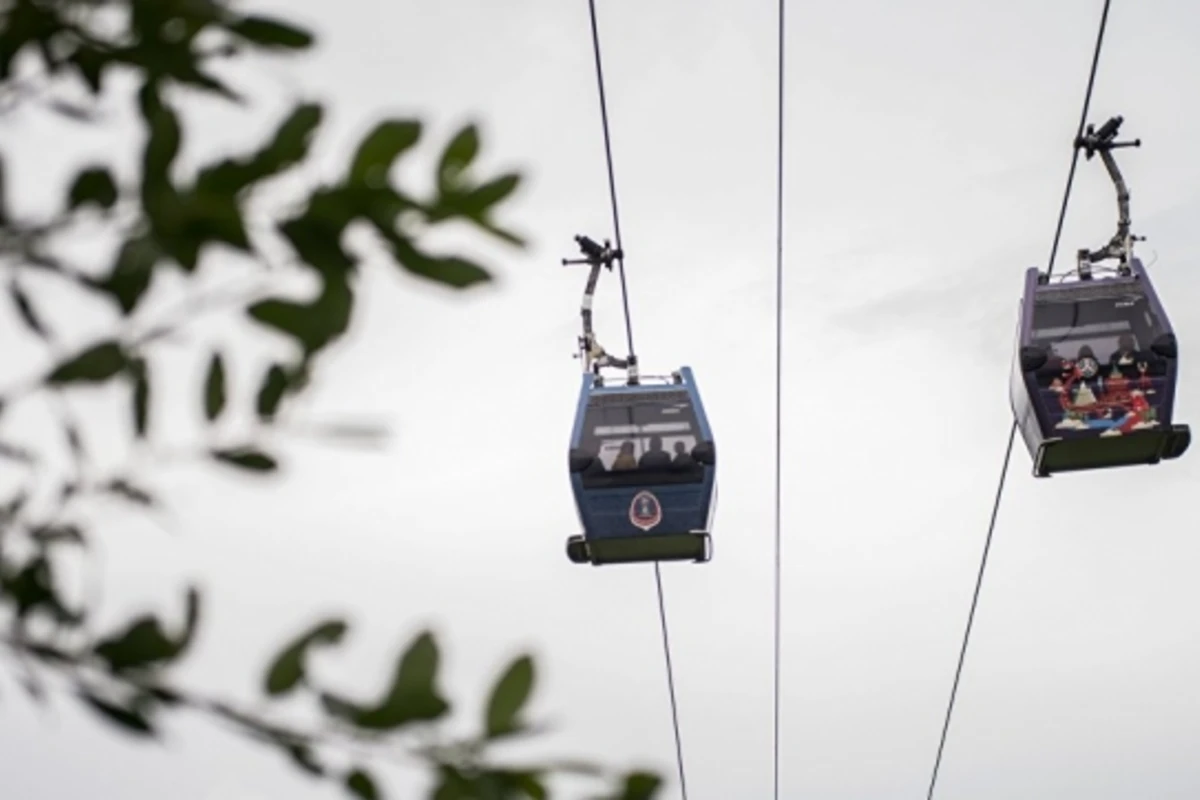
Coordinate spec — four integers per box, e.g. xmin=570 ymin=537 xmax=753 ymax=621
xmin=629 ymin=491 xmax=663 ymax=532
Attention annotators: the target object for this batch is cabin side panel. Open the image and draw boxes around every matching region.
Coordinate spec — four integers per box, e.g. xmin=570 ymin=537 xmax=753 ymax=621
xmin=1010 ymin=297 xmax=1045 ymax=458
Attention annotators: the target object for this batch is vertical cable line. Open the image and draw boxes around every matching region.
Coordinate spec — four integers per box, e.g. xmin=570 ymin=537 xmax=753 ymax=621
xmin=772 ymin=0 xmax=786 ymax=798
xmin=584 ymin=2 xmax=688 ymax=797
xmin=924 ymin=2 xmax=1115 ymax=798
xmin=586 ymin=0 xmax=636 ymax=359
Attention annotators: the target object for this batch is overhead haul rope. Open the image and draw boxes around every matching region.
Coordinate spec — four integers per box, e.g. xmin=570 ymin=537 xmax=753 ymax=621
xmin=771 ymin=0 xmax=786 ymax=798
xmin=924 ymin=1 xmax=1114 ymax=798
xmin=577 ymin=1 xmax=689 ymax=797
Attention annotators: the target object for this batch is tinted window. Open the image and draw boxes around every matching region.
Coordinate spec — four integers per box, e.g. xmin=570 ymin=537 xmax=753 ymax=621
xmin=1031 ymin=282 xmax=1165 ymax=366
xmin=578 ymin=389 xmax=705 ymax=488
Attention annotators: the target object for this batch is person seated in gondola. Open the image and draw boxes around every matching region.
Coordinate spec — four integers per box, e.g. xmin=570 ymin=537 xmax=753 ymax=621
xmin=1073 ymin=344 xmax=1102 ymax=381
xmin=1108 ymin=333 xmax=1167 ymax=384
xmin=638 ymin=435 xmax=672 ymax=470
xmin=671 ymin=440 xmax=696 ymax=469
xmin=582 ymin=451 xmax=608 ymax=476
xmin=1108 ymin=334 xmax=1140 ymax=378
xmin=1035 ymin=343 xmax=1067 ymax=388
xmin=611 ymin=440 xmax=638 ymax=470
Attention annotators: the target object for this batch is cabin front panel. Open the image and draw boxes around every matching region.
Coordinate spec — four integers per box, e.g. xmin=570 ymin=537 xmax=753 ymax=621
xmin=1025 ymin=278 xmax=1176 ymax=442
xmin=568 ymin=380 xmax=714 ymax=538
xmin=574 ymin=482 xmax=709 ymax=539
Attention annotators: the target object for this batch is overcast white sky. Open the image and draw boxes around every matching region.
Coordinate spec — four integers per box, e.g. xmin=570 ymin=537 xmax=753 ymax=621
xmin=2 ymin=0 xmax=1200 ymax=798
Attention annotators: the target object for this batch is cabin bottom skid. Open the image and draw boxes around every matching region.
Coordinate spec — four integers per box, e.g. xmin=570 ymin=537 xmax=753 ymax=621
xmin=565 ymin=532 xmax=712 ymax=566
xmin=1034 ymin=424 xmax=1191 ymax=477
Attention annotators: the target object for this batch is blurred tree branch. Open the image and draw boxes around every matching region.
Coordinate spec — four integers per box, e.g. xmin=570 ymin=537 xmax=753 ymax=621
xmin=0 ymin=1 xmax=663 ymax=798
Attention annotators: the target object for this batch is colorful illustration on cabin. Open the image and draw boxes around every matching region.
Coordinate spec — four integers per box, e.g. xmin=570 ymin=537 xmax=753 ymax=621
xmin=1041 ymin=342 xmax=1164 ymax=436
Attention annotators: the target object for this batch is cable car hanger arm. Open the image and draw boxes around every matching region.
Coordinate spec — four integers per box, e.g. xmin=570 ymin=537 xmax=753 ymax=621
xmin=1074 ymin=114 xmax=1144 ymax=277
xmin=561 ymin=233 xmax=639 ymax=381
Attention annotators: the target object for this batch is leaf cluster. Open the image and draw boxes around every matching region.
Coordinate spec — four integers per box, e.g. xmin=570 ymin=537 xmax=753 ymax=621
xmin=0 ymin=1 xmax=664 ymax=798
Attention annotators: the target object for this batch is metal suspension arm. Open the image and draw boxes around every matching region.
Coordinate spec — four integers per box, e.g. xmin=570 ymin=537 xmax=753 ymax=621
xmin=561 ymin=234 xmax=630 ymax=373
xmin=1074 ymin=115 xmax=1143 ymax=276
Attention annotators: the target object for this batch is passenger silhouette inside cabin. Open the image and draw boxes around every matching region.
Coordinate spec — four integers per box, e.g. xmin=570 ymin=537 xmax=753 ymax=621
xmin=1106 ymin=332 xmax=1165 ymax=379
xmin=582 ymin=452 xmax=607 ymax=476
xmin=1074 ymin=345 xmax=1100 ymax=379
xmin=611 ymin=440 xmax=638 ymax=471
xmin=1034 ymin=343 xmax=1065 ymax=387
xmin=671 ymin=440 xmax=696 ymax=469
xmin=638 ymin=435 xmax=672 ymax=469
xmin=1110 ymin=333 xmax=1138 ymax=371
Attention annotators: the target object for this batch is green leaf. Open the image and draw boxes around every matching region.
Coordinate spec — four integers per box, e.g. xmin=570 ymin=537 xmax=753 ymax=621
xmin=178 ymin=587 xmax=201 ymax=656
xmin=482 ymin=770 xmax=548 ymax=800
xmin=3 ymin=556 xmax=72 ymax=618
xmin=68 ymin=167 xmax=118 ymax=210
xmin=485 ymin=654 xmax=534 ymax=738
xmin=462 ymin=173 xmax=520 ymax=215
xmin=8 ymin=278 xmax=49 ymax=339
xmin=0 ymin=441 xmax=36 ymax=463
xmin=211 ymin=447 xmax=277 ymax=472
xmin=67 ymin=46 xmax=106 ymax=94
xmin=514 ymin=774 xmax=548 ymax=800
xmin=324 ymin=630 xmax=449 ymax=731
xmin=437 ymin=124 xmax=480 ymax=190
xmin=156 ymin=191 xmax=251 ymax=270
xmin=475 ymin=218 xmax=526 ymax=248
xmin=203 ymin=352 xmax=226 ymax=421
xmin=4 ymin=557 xmax=56 ymax=619
xmin=268 ymin=103 xmax=323 ymax=163
xmin=78 ymin=690 xmax=155 ymax=737
xmin=143 ymin=686 xmax=183 ymax=706
xmin=386 ymin=235 xmax=491 ymax=289
xmin=139 ymin=82 xmax=181 ymax=198
xmin=277 ymin=213 xmax=356 ymax=279
xmin=614 ymin=772 xmax=663 ymax=800
xmin=91 ymin=587 xmax=200 ymax=672
xmin=255 ymin=364 xmax=290 ymax=420
xmin=247 ymin=298 xmax=312 ymax=344
xmin=45 ymin=341 xmax=129 ymax=385
xmin=431 ymin=769 xmax=468 ymax=800
xmin=263 ymin=618 xmax=348 ymax=696
xmin=102 ymin=478 xmax=156 ymax=507
xmin=348 ymin=120 xmax=422 ymax=187
xmin=95 ymin=235 xmax=160 ymax=314
xmin=192 ymin=104 xmax=319 ymax=200
xmin=93 ymin=617 xmax=176 ymax=671
xmin=128 ymin=357 xmax=149 ymax=437
xmin=247 ymin=276 xmax=354 ymax=356
xmin=366 ymin=190 xmax=496 ymax=287
xmin=170 ymin=65 xmax=240 ymax=103
xmin=345 ymin=768 xmax=379 ymax=800
xmin=229 ymin=15 xmax=314 ymax=49
xmin=546 ymin=760 xmax=604 ymax=778
xmin=285 ymin=743 xmax=325 ymax=776
xmin=0 ymin=489 xmax=29 ymax=524
xmin=48 ymin=99 xmax=98 ymax=123
xmin=28 ymin=524 xmax=85 ymax=547
xmin=194 ymin=195 xmax=252 ymax=252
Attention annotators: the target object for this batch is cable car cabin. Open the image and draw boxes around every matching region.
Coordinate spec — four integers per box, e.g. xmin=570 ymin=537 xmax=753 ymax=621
xmin=566 ymin=367 xmax=715 ymax=566
xmin=1010 ymin=260 xmax=1190 ymax=477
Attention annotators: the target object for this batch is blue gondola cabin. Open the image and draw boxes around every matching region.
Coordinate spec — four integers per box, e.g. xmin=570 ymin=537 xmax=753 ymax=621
xmin=566 ymin=367 xmax=716 ymax=565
